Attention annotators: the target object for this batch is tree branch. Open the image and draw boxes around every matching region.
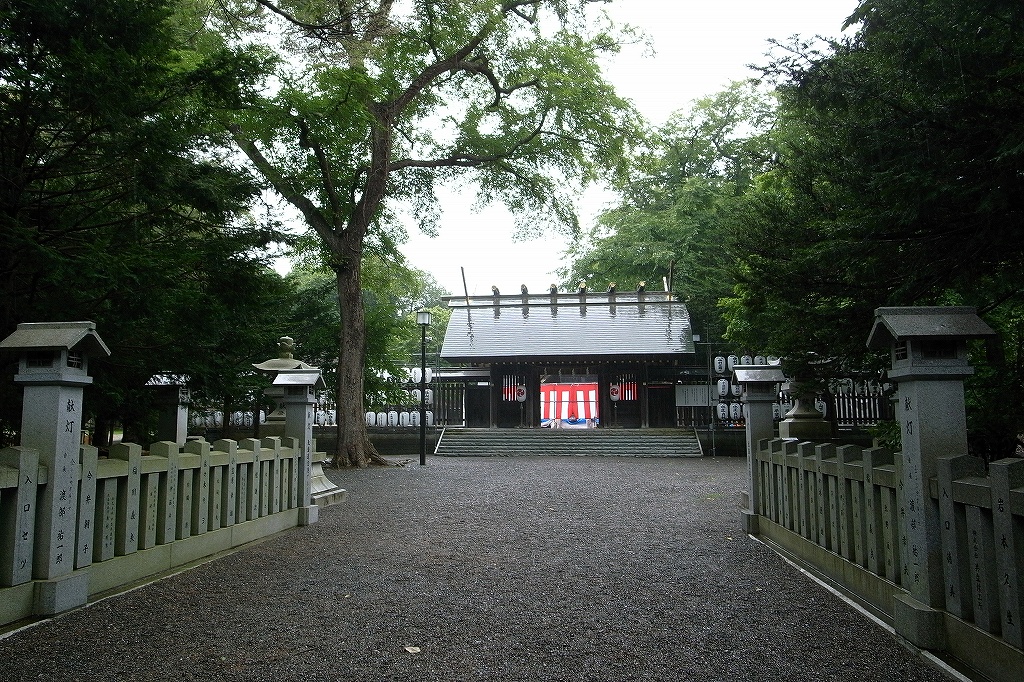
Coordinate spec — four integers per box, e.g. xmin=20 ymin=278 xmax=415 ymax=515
xmin=252 ymin=0 xmax=359 ymax=39
xmin=297 ymin=116 xmax=345 ymax=230
xmin=383 ymin=2 xmax=542 ymax=119
xmin=226 ymin=122 xmax=340 ymax=248
xmin=389 ymin=109 xmax=548 ymax=171
xmin=460 ymin=55 xmax=540 ymax=108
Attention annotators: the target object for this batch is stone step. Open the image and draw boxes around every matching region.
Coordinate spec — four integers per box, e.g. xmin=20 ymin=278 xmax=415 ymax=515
xmin=435 ymin=429 xmax=703 ymax=458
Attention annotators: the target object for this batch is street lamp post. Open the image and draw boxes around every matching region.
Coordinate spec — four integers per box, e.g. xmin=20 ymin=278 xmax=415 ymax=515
xmin=416 ymin=309 xmax=432 ymax=465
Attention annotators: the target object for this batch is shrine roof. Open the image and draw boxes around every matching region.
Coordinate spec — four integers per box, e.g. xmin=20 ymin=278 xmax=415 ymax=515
xmin=439 ymin=293 xmax=694 ymax=362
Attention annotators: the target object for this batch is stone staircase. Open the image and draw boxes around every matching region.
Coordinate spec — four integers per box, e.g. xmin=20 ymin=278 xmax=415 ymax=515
xmin=434 ymin=428 xmax=703 ymax=458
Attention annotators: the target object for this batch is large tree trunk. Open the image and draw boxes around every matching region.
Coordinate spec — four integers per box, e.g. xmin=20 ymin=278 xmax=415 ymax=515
xmin=331 ymin=119 xmax=395 ymax=468
xmin=332 ymin=257 xmax=386 ymax=467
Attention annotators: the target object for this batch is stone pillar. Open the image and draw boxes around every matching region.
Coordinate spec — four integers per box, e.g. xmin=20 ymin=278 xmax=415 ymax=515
xmin=733 ymin=365 xmax=786 ymax=534
xmin=273 ymin=369 xmax=324 ymax=525
xmin=990 ymin=458 xmax=1024 ymax=648
xmin=0 ymin=321 xmax=110 ymax=615
xmin=0 ymin=447 xmax=38 ymax=586
xmin=148 ymin=377 xmax=190 ymax=446
xmin=866 ymin=306 xmax=995 ymax=650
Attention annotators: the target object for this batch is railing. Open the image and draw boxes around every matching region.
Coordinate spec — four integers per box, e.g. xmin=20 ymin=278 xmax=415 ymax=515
xmin=433 ymin=426 xmax=446 ymax=455
xmin=825 ymin=380 xmax=894 ymax=427
xmin=0 ymin=436 xmax=307 ymax=627
xmin=752 ymin=437 xmax=1024 ymax=682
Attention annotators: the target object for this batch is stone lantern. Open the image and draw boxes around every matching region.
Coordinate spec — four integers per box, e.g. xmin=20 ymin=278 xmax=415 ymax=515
xmin=0 ymin=321 xmax=110 ymax=612
xmin=253 ymin=336 xmax=316 ymax=438
xmin=732 ymin=364 xmax=786 ymax=534
xmin=866 ymin=306 xmax=995 ymax=647
xmin=145 ymin=373 xmax=190 ymax=446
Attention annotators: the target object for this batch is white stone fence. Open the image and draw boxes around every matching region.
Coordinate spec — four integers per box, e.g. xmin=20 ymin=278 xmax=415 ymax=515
xmin=750 ymin=438 xmax=1023 ymax=682
xmin=0 ymin=436 xmax=311 ymax=627
xmin=0 ymin=321 xmax=322 ymax=628
xmin=734 ymin=308 xmax=1023 ymax=682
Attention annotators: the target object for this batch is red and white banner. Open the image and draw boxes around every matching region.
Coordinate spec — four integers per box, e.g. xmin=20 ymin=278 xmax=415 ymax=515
xmin=616 ymin=380 xmax=637 ymax=401
xmin=540 ymin=383 xmax=599 ymax=425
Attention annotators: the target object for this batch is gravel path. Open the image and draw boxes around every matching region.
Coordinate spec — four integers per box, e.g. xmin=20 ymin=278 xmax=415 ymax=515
xmin=0 ymin=456 xmax=951 ymax=681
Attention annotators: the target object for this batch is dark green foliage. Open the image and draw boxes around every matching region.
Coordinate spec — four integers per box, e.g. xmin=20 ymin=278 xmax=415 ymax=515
xmin=567 ymin=1 xmax=1024 ymax=456
xmin=722 ymin=0 xmax=1024 ymax=455
xmin=565 ymin=81 xmax=775 ymax=343
xmin=0 ymin=0 xmax=287 ymax=445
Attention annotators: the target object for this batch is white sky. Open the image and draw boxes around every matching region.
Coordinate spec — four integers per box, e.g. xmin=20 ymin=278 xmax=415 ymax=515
xmin=400 ymin=0 xmax=860 ymax=296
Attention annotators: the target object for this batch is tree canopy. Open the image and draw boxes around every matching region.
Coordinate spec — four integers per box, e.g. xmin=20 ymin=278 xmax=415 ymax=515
xmin=568 ymin=0 xmax=1024 ymax=455
xmin=563 ymin=80 xmax=775 ymax=338
xmin=723 ymin=0 xmax=1024 ymax=373
xmin=210 ymin=0 xmax=644 ymax=466
xmin=0 ymin=0 xmax=289 ymax=445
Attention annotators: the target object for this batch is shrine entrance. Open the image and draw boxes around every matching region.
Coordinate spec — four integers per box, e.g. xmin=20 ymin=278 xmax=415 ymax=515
xmin=438 ymin=288 xmax=698 ymax=429
xmin=539 ymin=375 xmax=599 ymax=428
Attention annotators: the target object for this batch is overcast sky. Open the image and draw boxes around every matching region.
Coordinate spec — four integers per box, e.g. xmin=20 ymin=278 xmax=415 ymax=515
xmin=397 ymin=1 xmax=859 ymax=297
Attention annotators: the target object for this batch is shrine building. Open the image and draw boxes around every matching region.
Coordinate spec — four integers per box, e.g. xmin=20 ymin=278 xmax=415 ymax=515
xmin=434 ymin=285 xmax=704 ymax=429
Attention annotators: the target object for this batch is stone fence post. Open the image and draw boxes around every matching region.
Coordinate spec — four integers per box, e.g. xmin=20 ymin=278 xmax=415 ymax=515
xmin=866 ymin=306 xmax=995 ymax=649
xmin=733 ymin=364 xmax=786 ymax=534
xmin=0 ymin=321 xmax=110 ymax=615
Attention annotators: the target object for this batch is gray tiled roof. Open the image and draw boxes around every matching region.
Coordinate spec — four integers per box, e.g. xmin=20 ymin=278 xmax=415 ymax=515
xmin=440 ymin=294 xmax=694 ymax=362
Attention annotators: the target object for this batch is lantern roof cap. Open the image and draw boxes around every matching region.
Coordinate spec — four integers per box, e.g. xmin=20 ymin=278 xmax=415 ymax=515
xmin=272 ymin=368 xmax=325 ymax=389
xmin=867 ymin=306 xmax=996 ymax=350
xmin=732 ymin=365 xmax=786 ymax=384
xmin=253 ymin=357 xmax=316 ymax=371
xmin=0 ymin=321 xmax=110 ymax=357
xmin=253 ymin=336 xmax=315 ymax=371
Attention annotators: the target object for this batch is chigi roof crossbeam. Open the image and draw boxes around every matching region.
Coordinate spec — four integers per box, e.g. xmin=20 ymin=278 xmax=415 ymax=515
xmin=441 ymin=292 xmax=676 ymax=307
xmin=439 ymin=288 xmax=694 ymax=362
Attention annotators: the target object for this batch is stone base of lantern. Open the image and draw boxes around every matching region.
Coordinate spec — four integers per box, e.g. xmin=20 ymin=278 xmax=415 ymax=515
xmin=779 ymin=417 xmax=831 ymax=441
xmin=310 ymin=456 xmax=347 ymax=507
xmin=308 ymin=444 xmax=346 ymax=506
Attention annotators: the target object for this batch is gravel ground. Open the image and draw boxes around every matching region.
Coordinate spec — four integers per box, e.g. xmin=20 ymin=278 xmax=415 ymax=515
xmin=0 ymin=456 xmax=952 ymax=682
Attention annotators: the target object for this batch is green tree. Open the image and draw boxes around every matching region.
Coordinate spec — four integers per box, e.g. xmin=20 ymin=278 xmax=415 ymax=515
xmin=283 ymin=249 xmax=451 ymax=418
xmin=0 ymin=0 xmax=287 ymax=444
xmin=214 ymin=0 xmax=642 ymax=466
xmin=721 ymin=0 xmax=1024 ymax=454
xmin=565 ymin=81 xmax=775 ymax=339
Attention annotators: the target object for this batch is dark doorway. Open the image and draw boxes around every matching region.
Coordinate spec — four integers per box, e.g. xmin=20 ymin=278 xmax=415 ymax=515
xmin=465 ymin=385 xmax=490 ymax=427
xmin=648 ymin=384 xmax=677 ymax=427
